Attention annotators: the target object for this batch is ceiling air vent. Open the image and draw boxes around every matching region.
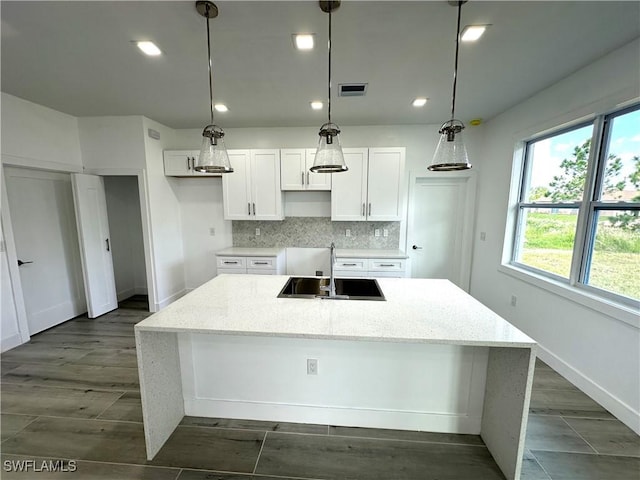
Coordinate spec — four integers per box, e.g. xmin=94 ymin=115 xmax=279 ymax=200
xmin=339 ymin=83 xmax=368 ymax=97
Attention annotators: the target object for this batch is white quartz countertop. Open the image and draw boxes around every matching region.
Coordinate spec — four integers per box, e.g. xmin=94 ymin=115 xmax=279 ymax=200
xmin=136 ymin=275 xmax=535 ymax=348
xmin=216 ymin=247 xmax=285 ymax=256
xmin=335 ymin=249 xmax=408 ymax=259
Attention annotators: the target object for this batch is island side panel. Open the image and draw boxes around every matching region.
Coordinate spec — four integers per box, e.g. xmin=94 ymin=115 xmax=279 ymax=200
xmin=135 ymin=329 xmax=185 ymax=460
xmin=481 ymin=346 xmax=536 ymax=480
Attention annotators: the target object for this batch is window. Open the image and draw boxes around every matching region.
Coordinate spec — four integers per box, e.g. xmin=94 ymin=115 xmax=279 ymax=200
xmin=512 ymin=105 xmax=640 ymax=304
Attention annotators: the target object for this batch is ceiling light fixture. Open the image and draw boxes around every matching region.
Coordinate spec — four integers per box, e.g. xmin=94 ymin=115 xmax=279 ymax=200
xmin=310 ymin=101 xmax=324 ymax=110
xmin=429 ymin=0 xmax=471 ymax=171
xmin=461 ymin=24 xmax=488 ymax=42
xmin=293 ymin=34 xmax=315 ymax=51
xmin=193 ymin=1 xmax=233 ymax=174
xmin=412 ymin=97 xmax=428 ymax=107
xmin=136 ymin=41 xmax=162 ymax=56
xmin=214 ymin=103 xmax=228 ymax=112
xmin=310 ymin=0 xmax=348 ymax=174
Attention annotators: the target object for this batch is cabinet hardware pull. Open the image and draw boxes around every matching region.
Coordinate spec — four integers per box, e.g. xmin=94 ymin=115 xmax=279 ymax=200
xmin=362 ymin=203 xmax=365 ymax=216
xmin=187 ymin=157 xmax=191 ymax=170
xmin=301 ymin=172 xmax=305 ymax=185
xmin=248 ymin=203 xmax=251 ymax=215
xmin=252 ymin=203 xmax=256 ymax=215
xmin=306 ymin=171 xmax=310 ymax=184
xmin=342 ymin=263 xmax=357 ymax=266
xmin=379 ymin=264 xmax=395 ymax=267
xmin=254 ymin=262 xmax=269 ymax=265
xmin=223 ymin=261 xmax=239 ymax=264
xmin=368 ymin=203 xmax=372 ymax=216
xmin=106 ymin=238 xmax=110 ymax=252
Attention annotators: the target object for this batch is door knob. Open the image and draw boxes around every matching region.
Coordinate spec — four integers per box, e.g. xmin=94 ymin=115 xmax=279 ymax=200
xmin=412 ymin=245 xmax=423 ymax=250
xmin=17 ymin=259 xmax=34 ymax=266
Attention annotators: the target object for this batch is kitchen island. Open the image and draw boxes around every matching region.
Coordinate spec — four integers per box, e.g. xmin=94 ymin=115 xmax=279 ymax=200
xmin=135 ymin=274 xmax=536 ymax=480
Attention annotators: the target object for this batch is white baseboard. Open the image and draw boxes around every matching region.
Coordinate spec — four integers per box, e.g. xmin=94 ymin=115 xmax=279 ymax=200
xmin=1 ymin=333 xmax=25 ymax=353
xmin=116 ymin=288 xmax=136 ymax=302
xmin=155 ymin=289 xmax=187 ymax=310
xmin=536 ymin=345 xmax=640 ymax=435
xmin=185 ymin=398 xmax=482 ymax=434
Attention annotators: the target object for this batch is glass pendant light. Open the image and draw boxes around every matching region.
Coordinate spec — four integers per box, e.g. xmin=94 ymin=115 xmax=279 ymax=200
xmin=194 ymin=1 xmax=233 ymax=174
xmin=429 ymin=0 xmax=471 ymax=171
xmin=310 ymin=1 xmax=348 ymax=173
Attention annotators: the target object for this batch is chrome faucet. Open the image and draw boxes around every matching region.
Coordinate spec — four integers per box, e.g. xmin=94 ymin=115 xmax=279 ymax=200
xmin=320 ymin=242 xmax=344 ymax=299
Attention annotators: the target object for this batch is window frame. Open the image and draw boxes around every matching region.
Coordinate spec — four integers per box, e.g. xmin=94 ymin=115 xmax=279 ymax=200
xmin=510 ymin=104 xmax=640 ymax=308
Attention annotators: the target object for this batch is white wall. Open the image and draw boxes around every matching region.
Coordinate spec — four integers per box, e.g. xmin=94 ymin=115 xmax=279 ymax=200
xmin=171 ymin=178 xmax=232 ymax=290
xmin=78 ymin=116 xmax=146 ymax=170
xmin=470 ymin=39 xmax=640 ymax=433
xmin=104 ymin=176 xmax=147 ymax=300
xmin=142 ymin=117 xmax=187 ymax=309
xmin=1 ymin=92 xmax=82 ymax=171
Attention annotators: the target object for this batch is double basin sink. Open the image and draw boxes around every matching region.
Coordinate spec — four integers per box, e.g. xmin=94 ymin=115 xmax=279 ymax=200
xmin=277 ymin=276 xmax=385 ymax=301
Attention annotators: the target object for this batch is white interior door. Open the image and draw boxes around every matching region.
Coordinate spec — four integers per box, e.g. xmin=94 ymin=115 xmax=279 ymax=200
xmin=407 ymin=174 xmax=476 ymax=291
xmin=4 ymin=167 xmax=86 ymax=334
xmin=71 ymin=174 xmax=117 ymax=318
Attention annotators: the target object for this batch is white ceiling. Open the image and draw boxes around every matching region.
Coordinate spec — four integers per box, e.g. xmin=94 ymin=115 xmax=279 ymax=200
xmin=1 ymin=1 xmax=639 ymax=129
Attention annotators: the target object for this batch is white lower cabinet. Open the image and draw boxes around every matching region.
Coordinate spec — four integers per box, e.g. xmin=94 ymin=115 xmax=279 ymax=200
xmin=335 ymin=257 xmax=408 ymax=278
xmin=216 ymin=250 xmax=285 ymax=275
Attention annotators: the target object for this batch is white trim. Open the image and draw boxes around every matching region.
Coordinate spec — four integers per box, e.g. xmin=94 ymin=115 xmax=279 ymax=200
xmin=0 ymin=172 xmax=30 ymax=344
xmin=498 ymin=263 xmax=639 ymax=328
xmin=155 ymin=288 xmax=187 ymax=311
xmin=536 ymin=344 xmax=640 ymax=436
xmin=1 ymin=153 xmax=82 ymax=173
xmin=1 ymin=333 xmax=23 ymax=353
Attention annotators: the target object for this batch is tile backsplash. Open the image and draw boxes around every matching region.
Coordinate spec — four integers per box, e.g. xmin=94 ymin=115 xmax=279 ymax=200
xmin=232 ymin=217 xmax=400 ymax=249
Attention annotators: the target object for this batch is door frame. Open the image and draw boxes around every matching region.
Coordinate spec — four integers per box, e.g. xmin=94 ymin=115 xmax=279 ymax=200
xmin=1 ymin=171 xmax=31 ymax=346
xmin=405 ymin=170 xmax=477 ymax=291
xmin=84 ymin=167 xmax=157 ymax=312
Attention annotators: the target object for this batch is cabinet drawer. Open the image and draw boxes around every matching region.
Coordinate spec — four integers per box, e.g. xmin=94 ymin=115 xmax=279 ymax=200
xmin=334 ymin=258 xmax=367 ymax=271
xmin=368 ymin=259 xmax=404 ymax=272
xmin=216 ymin=256 xmax=247 ymax=269
xmin=248 ymin=257 xmax=276 ymax=270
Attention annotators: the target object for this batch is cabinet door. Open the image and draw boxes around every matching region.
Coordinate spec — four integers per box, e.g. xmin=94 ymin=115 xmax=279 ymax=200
xmin=251 ymin=150 xmax=284 ymax=220
xmin=331 ymin=148 xmax=368 ymax=221
xmin=367 ymin=148 xmax=405 ymax=221
xmin=222 ymin=150 xmax=252 ymax=220
xmin=280 ymin=149 xmax=306 ymax=191
xmin=163 ymin=150 xmax=196 ymax=176
xmin=305 ymin=149 xmax=332 ymax=191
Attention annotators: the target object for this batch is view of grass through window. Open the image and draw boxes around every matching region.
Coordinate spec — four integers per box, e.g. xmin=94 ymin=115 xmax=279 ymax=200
xmin=515 ymin=106 xmax=639 ymax=301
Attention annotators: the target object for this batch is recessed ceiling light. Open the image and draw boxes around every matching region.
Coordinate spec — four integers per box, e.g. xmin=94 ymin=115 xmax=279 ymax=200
xmin=293 ymin=34 xmax=315 ymax=51
xmin=136 ymin=41 xmax=162 ymax=56
xmin=310 ymin=101 xmax=323 ymax=110
xmin=214 ymin=104 xmax=228 ymax=112
xmin=460 ymin=25 xmax=488 ymax=42
xmin=412 ymin=97 xmax=428 ymax=107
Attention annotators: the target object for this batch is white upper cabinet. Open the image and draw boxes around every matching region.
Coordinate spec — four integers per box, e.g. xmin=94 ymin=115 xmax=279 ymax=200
xmin=163 ymin=150 xmax=221 ymax=177
xmin=222 ymin=149 xmax=284 ymax=221
xmin=280 ymin=148 xmax=331 ymax=191
xmin=331 ymin=147 xmax=405 ymax=221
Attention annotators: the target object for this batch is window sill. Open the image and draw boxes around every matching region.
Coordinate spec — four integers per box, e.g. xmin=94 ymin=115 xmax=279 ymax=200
xmin=498 ymin=263 xmax=639 ymax=329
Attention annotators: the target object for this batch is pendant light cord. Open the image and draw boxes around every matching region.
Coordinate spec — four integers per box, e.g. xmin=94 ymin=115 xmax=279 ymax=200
xmin=450 ymin=0 xmax=462 ymax=121
xmin=327 ymin=8 xmax=332 ymax=125
xmin=205 ymin=3 xmax=215 ymax=125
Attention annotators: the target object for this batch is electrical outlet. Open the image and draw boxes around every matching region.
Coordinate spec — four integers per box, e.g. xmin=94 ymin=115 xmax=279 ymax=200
xmin=345 ymin=229 xmax=351 ymax=237
xmin=480 ymin=232 xmax=486 ymax=241
xmin=307 ymin=358 xmax=318 ymax=375
xmin=374 ymin=229 xmax=381 ymax=237
xmin=383 ymin=229 xmax=389 ymax=237
xmin=209 ymin=227 xmax=216 ymax=236
xmin=510 ymin=295 xmax=517 ymax=307
xmin=255 ymin=228 xmax=260 ymax=236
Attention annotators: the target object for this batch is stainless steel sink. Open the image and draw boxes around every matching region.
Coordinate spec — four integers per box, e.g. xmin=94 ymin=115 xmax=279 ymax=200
xmin=277 ymin=277 xmax=385 ymax=301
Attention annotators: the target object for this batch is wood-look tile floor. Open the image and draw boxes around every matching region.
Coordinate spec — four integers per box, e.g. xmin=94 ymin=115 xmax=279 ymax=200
xmin=1 ymin=296 xmax=639 ymax=479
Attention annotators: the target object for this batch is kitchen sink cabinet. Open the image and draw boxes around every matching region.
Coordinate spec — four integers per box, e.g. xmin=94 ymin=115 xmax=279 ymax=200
xmin=215 ymin=248 xmax=286 ymax=275
xmin=163 ymin=150 xmax=221 ymax=177
xmin=331 ymin=147 xmax=405 ymax=221
xmin=222 ymin=149 xmax=284 ymax=220
xmin=280 ymin=148 xmax=331 ymax=191
xmin=334 ymin=257 xmax=408 ymax=278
